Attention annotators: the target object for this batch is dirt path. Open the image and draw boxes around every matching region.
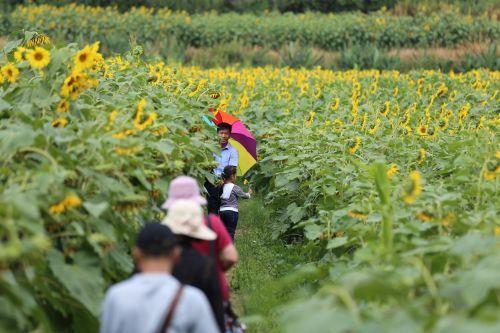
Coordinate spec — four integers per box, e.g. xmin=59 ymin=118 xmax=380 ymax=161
xmin=229 ymin=196 xmax=311 ymax=332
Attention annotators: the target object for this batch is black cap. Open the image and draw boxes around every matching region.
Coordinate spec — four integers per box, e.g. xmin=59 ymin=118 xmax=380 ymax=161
xmin=136 ymin=222 xmax=178 ymax=257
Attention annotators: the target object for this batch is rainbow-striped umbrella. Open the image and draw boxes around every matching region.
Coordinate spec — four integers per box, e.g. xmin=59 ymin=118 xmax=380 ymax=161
xmin=209 ymin=109 xmax=257 ymax=176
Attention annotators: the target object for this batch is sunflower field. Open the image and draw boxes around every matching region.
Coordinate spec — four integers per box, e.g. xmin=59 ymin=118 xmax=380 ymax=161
xmin=0 ymin=36 xmax=221 ymax=332
xmin=201 ymin=67 xmax=499 ymax=331
xmin=1 ymin=27 xmax=500 ymax=333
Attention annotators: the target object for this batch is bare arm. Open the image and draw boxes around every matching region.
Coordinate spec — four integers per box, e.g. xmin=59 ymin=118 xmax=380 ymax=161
xmin=219 ymin=243 xmax=238 ymax=271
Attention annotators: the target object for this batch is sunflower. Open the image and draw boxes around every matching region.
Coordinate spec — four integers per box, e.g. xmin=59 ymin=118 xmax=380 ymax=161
xmin=57 ymin=99 xmax=70 ymax=113
xmin=332 ymin=119 xmax=344 ymax=132
xmin=49 ymin=194 xmax=81 ymax=215
xmin=417 ymin=124 xmax=427 ymax=136
xmin=13 ymin=47 xmax=26 ymax=63
xmin=49 ymin=203 xmax=65 ymax=215
xmin=1 ymin=63 xmax=20 ymax=83
xmin=106 ymin=110 xmax=119 ymax=129
xmin=63 ymin=195 xmax=82 ymax=207
xmin=60 ymin=73 xmax=76 ymax=98
xmin=415 ymin=211 xmax=433 ymax=222
xmin=360 ymin=113 xmax=368 ymax=131
xmin=148 ymin=72 xmax=161 ymax=85
xmin=392 ymin=87 xmax=398 ymax=97
xmin=51 ymin=117 xmax=68 ymax=128
xmin=74 ymin=42 xmax=99 ymax=71
xmin=441 ymin=213 xmax=455 ymax=227
xmin=476 ymin=116 xmax=485 ymax=129
xmin=112 ymin=129 xmax=136 ymax=139
xmin=151 ymin=125 xmax=168 ymax=136
xmin=403 ymin=171 xmax=422 ymax=204
xmin=135 ymin=112 xmax=157 ymax=131
xmin=74 ymin=46 xmax=95 ymax=71
xmin=349 ymin=137 xmax=361 ymax=154
xmin=438 ymin=117 xmax=449 ymax=131
xmin=387 ymin=164 xmax=399 ymax=178
xmin=483 ymin=167 xmax=499 ymax=181
xmin=417 ymin=148 xmax=426 ymax=164
xmin=381 ymin=101 xmax=390 ymax=116
xmin=368 ymin=118 xmax=381 ymax=135
xmin=60 ymin=70 xmax=97 ymax=100
xmin=210 ymin=91 xmax=222 ymax=99
xmin=435 ymin=84 xmax=448 ymax=98
xmin=26 ymin=34 xmax=51 ymax=48
xmin=459 ymin=103 xmax=470 ymax=122
xmin=26 ymin=47 xmax=51 ymax=69
xmin=347 ymin=210 xmax=368 ymax=220
xmin=305 ymin=111 xmax=315 ymax=128
xmin=115 ymin=145 xmax=141 ymax=155
xmin=134 ymin=98 xmax=147 ymax=125
xmin=330 ymin=97 xmax=339 ymax=111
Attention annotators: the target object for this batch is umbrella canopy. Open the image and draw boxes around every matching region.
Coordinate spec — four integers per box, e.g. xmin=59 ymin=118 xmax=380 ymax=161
xmin=210 ymin=109 xmax=257 ymax=176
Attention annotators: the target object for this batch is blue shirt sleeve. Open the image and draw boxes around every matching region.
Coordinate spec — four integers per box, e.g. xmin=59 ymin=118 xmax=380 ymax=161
xmin=229 ymin=147 xmax=238 ymax=167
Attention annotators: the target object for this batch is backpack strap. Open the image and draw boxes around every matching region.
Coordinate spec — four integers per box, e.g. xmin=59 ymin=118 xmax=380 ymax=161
xmin=158 ymin=284 xmax=184 ymax=333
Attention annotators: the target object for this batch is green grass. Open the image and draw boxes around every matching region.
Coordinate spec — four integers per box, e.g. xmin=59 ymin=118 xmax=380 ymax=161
xmin=230 ymin=196 xmax=323 ymax=332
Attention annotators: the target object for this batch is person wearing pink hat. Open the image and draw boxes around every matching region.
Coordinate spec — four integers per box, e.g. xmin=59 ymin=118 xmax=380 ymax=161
xmin=161 ymin=176 xmax=238 ymax=303
xmin=161 ymin=176 xmax=208 ymax=209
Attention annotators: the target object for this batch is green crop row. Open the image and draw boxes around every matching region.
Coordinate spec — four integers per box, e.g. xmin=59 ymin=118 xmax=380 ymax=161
xmin=2 ymin=0 xmax=499 ymax=15
xmin=1 ymin=4 xmax=498 ymax=54
xmin=172 ymin=64 xmax=500 ymax=331
xmin=193 ymin=67 xmax=499 ymax=331
xmin=0 ymin=38 xmax=220 ymax=332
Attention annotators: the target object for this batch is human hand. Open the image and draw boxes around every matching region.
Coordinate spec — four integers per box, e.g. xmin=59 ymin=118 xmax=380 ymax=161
xmin=248 ymin=188 xmax=253 ymax=195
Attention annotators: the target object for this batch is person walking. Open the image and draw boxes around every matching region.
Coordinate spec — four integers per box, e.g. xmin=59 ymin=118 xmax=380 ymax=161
xmin=100 ymin=223 xmax=219 ymax=333
xmin=205 ymin=123 xmax=239 ymax=215
xmin=163 ymin=200 xmax=225 ymax=332
xmin=162 ymin=176 xmax=238 ymax=303
xmin=219 ymin=166 xmax=252 ymax=240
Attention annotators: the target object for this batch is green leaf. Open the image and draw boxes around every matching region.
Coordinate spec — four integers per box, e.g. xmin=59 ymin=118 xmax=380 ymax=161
xmin=327 ymin=237 xmax=348 ymax=249
xmin=1 ymin=39 xmax=22 ymax=55
xmin=47 ymin=249 xmax=104 ymax=317
xmin=0 ymin=98 xmax=11 ymax=112
xmin=304 ymin=223 xmax=323 ymax=240
xmin=83 ymin=202 xmax=109 ymax=218
xmin=0 ymin=125 xmax=36 ymax=157
xmin=150 ymin=141 xmax=175 ymax=154
xmin=286 ymin=203 xmax=305 ymax=224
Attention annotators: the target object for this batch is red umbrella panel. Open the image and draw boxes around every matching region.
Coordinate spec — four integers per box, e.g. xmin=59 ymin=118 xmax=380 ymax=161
xmin=209 ymin=108 xmax=239 ymax=126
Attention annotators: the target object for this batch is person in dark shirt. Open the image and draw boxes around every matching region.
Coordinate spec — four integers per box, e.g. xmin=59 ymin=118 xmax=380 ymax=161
xmin=163 ymin=199 xmax=225 ymax=332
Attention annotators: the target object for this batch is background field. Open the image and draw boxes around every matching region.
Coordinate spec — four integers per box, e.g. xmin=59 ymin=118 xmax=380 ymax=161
xmin=1 ymin=2 xmax=499 ymax=69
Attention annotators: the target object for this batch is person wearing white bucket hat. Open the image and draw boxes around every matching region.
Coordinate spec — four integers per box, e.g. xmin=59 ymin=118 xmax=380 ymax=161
xmin=162 ymin=200 xmax=216 ymax=240
xmin=163 ymin=200 xmax=225 ymax=332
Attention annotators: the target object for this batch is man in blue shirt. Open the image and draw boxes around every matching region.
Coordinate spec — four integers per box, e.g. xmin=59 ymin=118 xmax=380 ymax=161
xmin=205 ymin=123 xmax=238 ymax=214
xmin=100 ymin=223 xmax=219 ymax=333
xmin=213 ymin=124 xmax=239 ymax=176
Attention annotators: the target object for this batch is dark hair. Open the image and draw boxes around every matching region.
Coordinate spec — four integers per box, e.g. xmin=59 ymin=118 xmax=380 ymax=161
xmin=217 ymin=123 xmax=232 ymax=133
xmin=222 ymin=165 xmax=237 ymax=180
xmin=136 ymin=221 xmax=178 ymax=257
